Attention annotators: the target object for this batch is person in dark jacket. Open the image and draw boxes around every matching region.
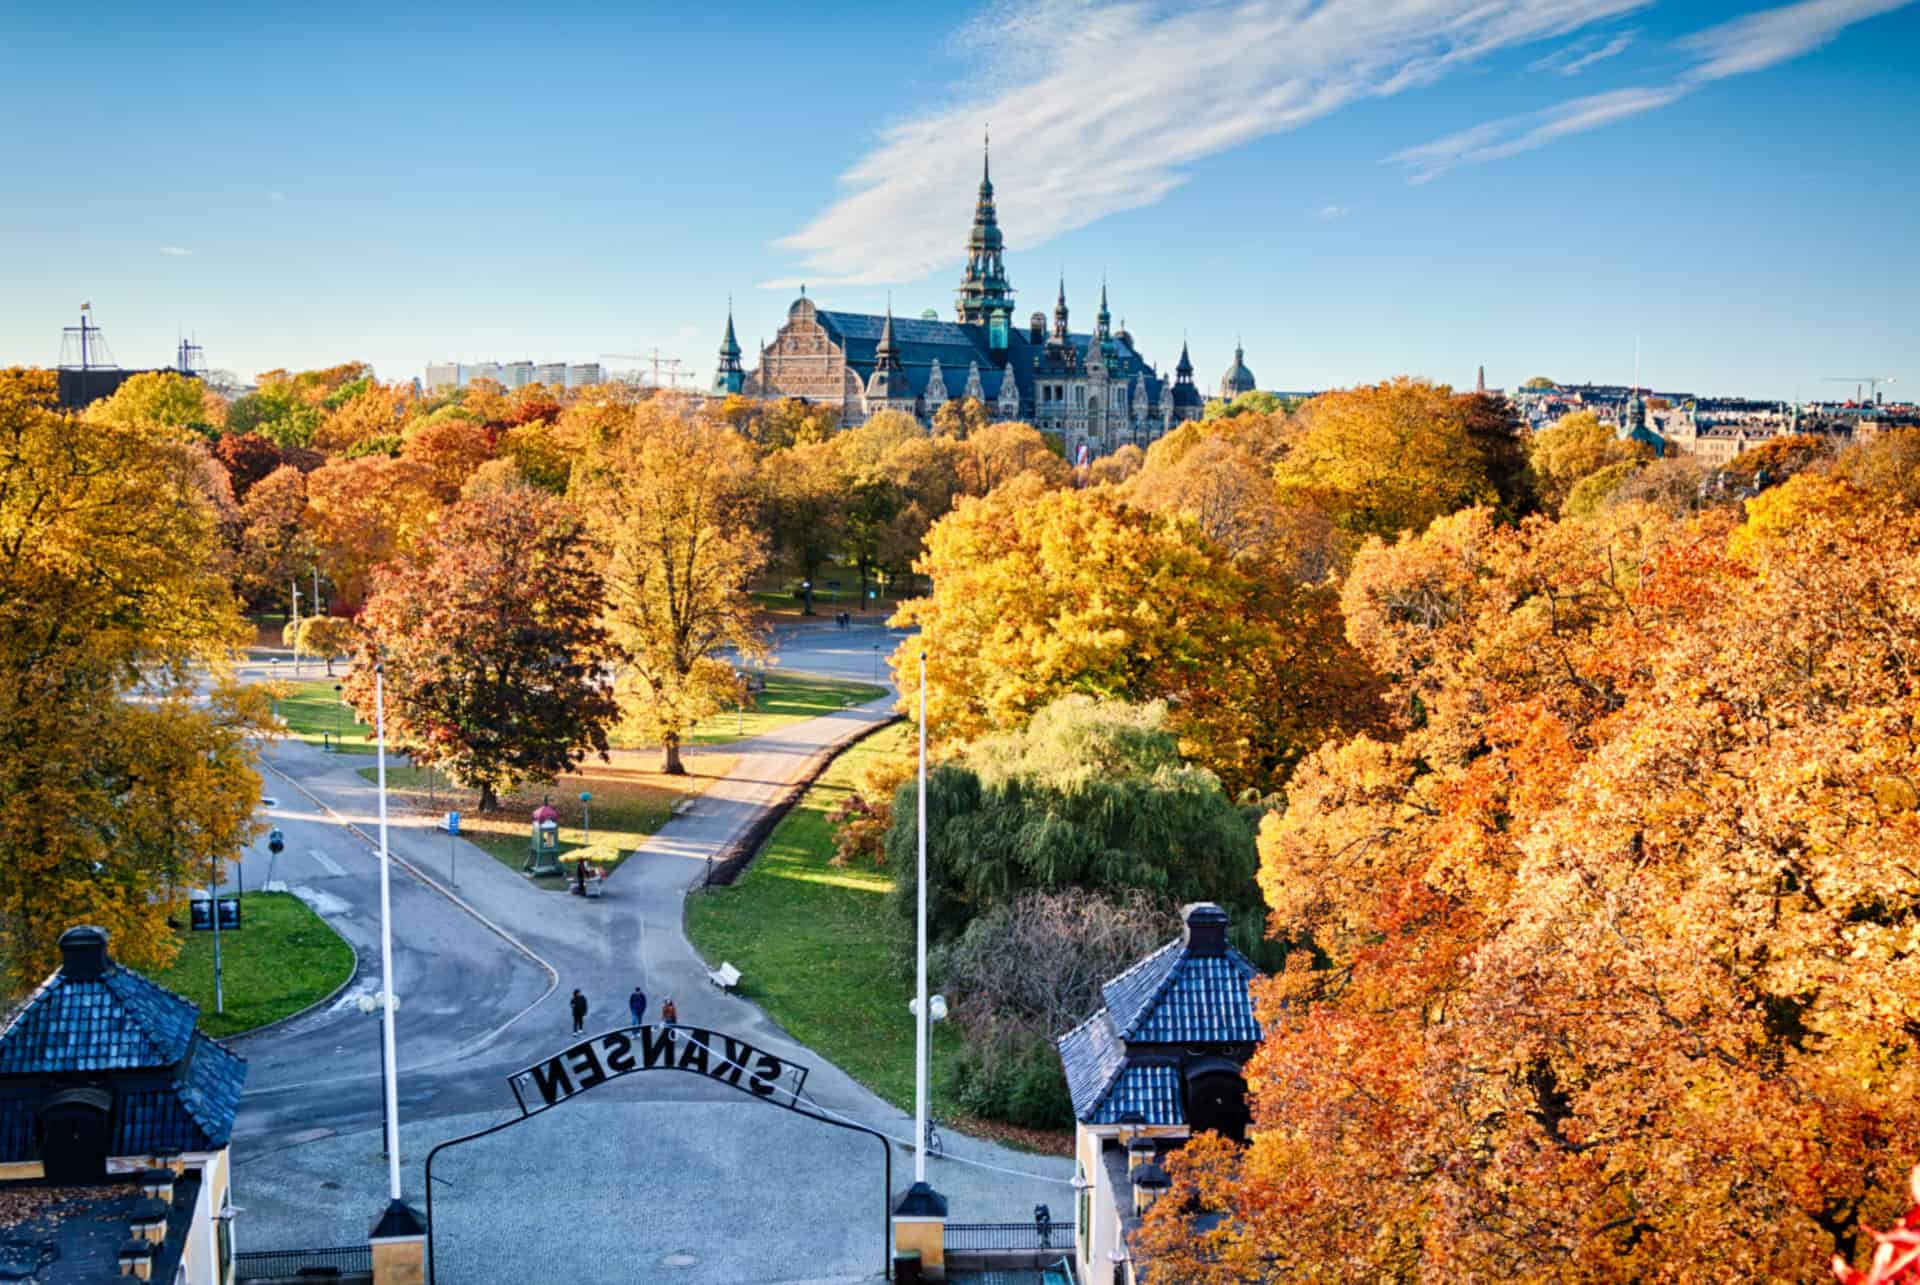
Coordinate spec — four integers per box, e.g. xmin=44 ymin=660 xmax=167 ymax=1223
xmin=629 ymin=986 xmax=647 ymax=1027
xmin=570 ymin=988 xmax=588 ymax=1034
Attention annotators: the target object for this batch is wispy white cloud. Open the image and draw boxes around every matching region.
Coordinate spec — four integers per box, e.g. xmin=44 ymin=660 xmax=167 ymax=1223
xmin=159 ymin=246 xmax=193 ymax=256
xmin=1312 ymin=204 xmax=1350 ymax=221
xmin=1529 ymin=29 xmax=1637 ymax=74
xmin=1387 ymin=85 xmax=1683 ymax=182
xmin=768 ymin=0 xmax=1651 ymax=286
xmin=1679 ymin=0 xmax=1912 ymax=81
xmin=1390 ymin=0 xmax=1914 ymax=181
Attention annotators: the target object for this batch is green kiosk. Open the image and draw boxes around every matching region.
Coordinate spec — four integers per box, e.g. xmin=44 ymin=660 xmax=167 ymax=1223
xmin=527 ymin=801 xmax=562 ymax=876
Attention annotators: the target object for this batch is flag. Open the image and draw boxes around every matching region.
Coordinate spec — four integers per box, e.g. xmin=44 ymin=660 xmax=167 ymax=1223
xmin=1075 ymin=441 xmax=1090 ymax=468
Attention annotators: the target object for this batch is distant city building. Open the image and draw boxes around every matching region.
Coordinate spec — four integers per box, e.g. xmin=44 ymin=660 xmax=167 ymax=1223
xmin=723 ymin=142 xmax=1214 ymax=459
xmin=1218 ymin=342 xmax=1257 ymax=399
xmin=425 ymin=359 xmax=598 ymax=391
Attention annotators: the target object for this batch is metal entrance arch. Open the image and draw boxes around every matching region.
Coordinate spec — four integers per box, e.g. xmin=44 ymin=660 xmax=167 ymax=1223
xmin=422 ymin=1024 xmax=892 ymax=1283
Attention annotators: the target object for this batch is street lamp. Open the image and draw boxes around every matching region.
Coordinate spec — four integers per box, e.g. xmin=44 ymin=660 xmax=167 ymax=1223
xmin=579 ymin=791 xmax=593 ymax=845
xmin=333 ymin=683 xmax=346 ymax=750
xmin=907 ymin=993 xmax=948 ymax=1156
xmin=267 ymin=658 xmax=280 ymax=724
xmin=801 ymin=579 xmax=813 ymax=616
xmin=355 ymin=991 xmax=402 ymax=1155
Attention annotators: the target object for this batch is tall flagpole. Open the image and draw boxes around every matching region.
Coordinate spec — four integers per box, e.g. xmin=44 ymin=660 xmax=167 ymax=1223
xmin=914 ymin=650 xmax=929 ymax=1184
xmin=375 ymin=664 xmax=402 ymax=1200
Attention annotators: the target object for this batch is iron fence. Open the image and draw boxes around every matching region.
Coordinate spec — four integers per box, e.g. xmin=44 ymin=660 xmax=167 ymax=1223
xmin=235 ymin=1245 xmax=373 ymax=1279
xmin=945 ymin=1221 xmax=1074 ymax=1252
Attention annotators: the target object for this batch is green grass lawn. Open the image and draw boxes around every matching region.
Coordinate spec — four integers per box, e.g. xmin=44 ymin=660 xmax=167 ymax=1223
xmin=682 ymin=671 xmax=887 ymax=745
xmin=359 ymin=752 xmax=735 ymax=890
xmin=273 ymin=678 xmax=374 ymax=754
xmin=684 ymin=722 xmax=960 ymax=1112
xmin=154 ymin=891 xmax=355 ymax=1039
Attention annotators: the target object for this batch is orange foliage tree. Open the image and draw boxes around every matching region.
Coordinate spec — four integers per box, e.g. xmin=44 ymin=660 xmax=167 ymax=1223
xmin=1138 ymin=478 xmax=1920 ymax=1279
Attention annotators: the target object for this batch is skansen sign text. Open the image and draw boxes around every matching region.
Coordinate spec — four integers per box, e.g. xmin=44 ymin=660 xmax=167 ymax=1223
xmin=506 ymin=1024 xmax=810 ymax=1116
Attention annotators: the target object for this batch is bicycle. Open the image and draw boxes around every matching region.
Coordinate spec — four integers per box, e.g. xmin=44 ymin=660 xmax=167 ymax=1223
xmin=924 ymin=1116 xmax=945 ymax=1159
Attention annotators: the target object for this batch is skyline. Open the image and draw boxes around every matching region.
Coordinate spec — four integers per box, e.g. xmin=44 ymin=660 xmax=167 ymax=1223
xmin=1 ymin=0 xmax=1915 ymax=401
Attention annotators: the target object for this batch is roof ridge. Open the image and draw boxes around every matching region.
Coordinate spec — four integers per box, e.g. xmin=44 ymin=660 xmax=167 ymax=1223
xmin=104 ymin=967 xmax=199 ymax=1060
xmin=1114 ymin=938 xmax=1191 ymax=1039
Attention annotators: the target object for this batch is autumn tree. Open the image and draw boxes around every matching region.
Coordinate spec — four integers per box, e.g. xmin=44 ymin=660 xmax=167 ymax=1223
xmin=1142 ymin=480 xmax=1920 ymax=1280
xmin=304 ymin=454 xmax=440 ymax=610
xmin=1273 ymin=377 xmax=1499 ymax=553
xmin=0 ymin=368 xmax=267 ymax=989
xmin=932 ymin=395 xmax=990 ymax=439
xmin=957 ymin=420 xmax=1070 ymax=494
xmin=893 ymin=480 xmax=1377 ymax=796
xmin=234 ymin=464 xmax=311 ymax=609
xmin=574 ymin=402 xmax=766 ymax=774
xmin=1087 ymin=443 xmax=1144 ymax=486
xmin=212 ymin=431 xmax=284 ymax=499
xmin=761 ymin=437 xmax=844 ymax=598
xmin=348 ymin=491 xmax=617 ymax=811
xmin=284 ymin=615 xmax=357 ymax=676
xmin=86 ymin=370 xmax=222 ymax=438
xmin=402 ymin=416 xmax=496 ymax=501
xmin=1528 ymin=408 xmax=1651 ymax=513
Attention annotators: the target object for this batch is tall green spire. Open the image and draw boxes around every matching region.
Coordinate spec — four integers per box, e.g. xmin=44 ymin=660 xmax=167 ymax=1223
xmin=713 ymin=299 xmax=744 ymax=394
xmin=955 ymin=130 xmax=1014 ymax=326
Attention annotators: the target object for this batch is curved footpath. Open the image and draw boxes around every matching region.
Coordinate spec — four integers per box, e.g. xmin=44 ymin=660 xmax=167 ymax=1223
xmin=229 ymin=628 xmax=1070 ymax=1284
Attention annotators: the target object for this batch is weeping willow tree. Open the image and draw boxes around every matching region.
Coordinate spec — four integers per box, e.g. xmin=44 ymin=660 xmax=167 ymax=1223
xmin=886 ymin=695 xmax=1258 ymax=945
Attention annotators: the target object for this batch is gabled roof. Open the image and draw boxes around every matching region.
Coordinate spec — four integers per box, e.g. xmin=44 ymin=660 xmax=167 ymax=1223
xmin=1056 ymin=903 xmax=1264 ymax=1126
xmin=0 ymin=961 xmax=197 ymax=1074
xmin=0 ymin=927 xmax=248 ymax=1161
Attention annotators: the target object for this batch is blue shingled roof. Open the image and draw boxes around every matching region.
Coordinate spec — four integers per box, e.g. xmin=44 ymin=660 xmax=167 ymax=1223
xmin=0 ymin=946 xmax=248 ymax=1163
xmin=1056 ymin=907 xmax=1265 ymax=1125
xmin=811 ymin=307 xmax=1169 ymax=410
xmin=0 ymin=966 xmax=197 ymax=1074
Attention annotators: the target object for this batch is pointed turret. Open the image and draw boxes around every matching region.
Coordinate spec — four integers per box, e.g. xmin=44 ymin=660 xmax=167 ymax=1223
xmin=1051 ymin=277 xmax=1070 ymax=342
xmin=713 ymin=301 xmax=745 ymax=395
xmin=866 ymin=304 xmax=913 ymax=406
xmin=1176 ymin=340 xmax=1194 ymax=378
xmin=956 ymin=132 xmax=1015 ymax=326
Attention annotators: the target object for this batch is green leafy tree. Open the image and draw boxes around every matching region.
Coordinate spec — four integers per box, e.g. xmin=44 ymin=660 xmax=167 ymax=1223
xmin=886 ymin=696 xmax=1258 ymax=942
xmin=348 ymin=491 xmax=618 ymax=811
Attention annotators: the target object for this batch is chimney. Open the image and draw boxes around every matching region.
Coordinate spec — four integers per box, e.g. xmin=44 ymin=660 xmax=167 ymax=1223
xmin=59 ymin=926 xmax=111 ymax=981
xmin=139 ymin=1168 xmax=175 ymax=1205
xmin=1180 ymin=903 xmax=1230 ymax=957
xmin=1131 ymin=1161 xmax=1170 ymax=1216
xmin=117 ymin=1238 xmax=153 ymax=1280
xmin=1126 ymin=1135 xmax=1156 ymax=1174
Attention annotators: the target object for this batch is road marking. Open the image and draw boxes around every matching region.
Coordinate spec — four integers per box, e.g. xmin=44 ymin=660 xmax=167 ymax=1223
xmin=309 ymin=849 xmax=347 ymax=877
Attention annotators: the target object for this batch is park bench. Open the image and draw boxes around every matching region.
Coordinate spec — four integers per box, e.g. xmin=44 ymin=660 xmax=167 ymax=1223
xmin=708 ymin=961 xmax=742 ymax=992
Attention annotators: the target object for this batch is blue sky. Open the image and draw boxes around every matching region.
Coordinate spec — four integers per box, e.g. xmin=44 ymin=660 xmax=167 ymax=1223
xmin=2 ymin=0 xmax=1915 ymax=401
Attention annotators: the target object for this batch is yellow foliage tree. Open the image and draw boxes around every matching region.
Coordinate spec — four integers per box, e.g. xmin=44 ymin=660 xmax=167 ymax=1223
xmin=1273 ymin=376 xmax=1499 ymax=553
xmin=573 ymin=402 xmax=767 ymax=774
xmin=1529 ymin=408 xmax=1652 ymax=513
xmin=0 ymin=369 xmax=267 ymax=990
xmin=304 ymin=455 xmax=440 ymax=609
xmin=892 ymin=482 xmax=1377 ymax=796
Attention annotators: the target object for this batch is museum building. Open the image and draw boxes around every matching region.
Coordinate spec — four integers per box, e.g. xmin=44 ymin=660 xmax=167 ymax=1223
xmin=714 ymin=145 xmax=1256 ymax=461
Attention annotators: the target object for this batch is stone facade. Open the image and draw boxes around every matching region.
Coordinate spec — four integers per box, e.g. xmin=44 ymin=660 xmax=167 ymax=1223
xmin=720 ymin=145 xmax=1214 ymax=460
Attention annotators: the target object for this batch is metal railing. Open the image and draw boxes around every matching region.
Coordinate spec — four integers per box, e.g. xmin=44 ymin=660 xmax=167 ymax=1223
xmin=945 ymin=1222 xmax=1074 ymax=1252
xmin=235 ymin=1245 xmax=373 ymax=1279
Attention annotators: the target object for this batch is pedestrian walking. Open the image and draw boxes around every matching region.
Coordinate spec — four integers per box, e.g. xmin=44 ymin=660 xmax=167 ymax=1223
xmin=570 ymin=988 xmax=588 ymax=1034
xmin=629 ymin=986 xmax=647 ymax=1027
xmin=660 ymin=997 xmax=678 ymax=1026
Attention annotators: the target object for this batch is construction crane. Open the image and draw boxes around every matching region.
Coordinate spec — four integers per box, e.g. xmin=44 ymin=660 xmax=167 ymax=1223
xmin=1823 ymin=376 xmax=1898 ymax=403
xmin=600 ymin=348 xmax=696 ymax=389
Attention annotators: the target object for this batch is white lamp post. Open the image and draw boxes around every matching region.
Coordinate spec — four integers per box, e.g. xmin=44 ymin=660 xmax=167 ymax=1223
xmin=355 ymin=991 xmax=402 ymax=1155
xmin=913 ymin=650 xmax=930 ymax=1183
xmin=373 ymin=664 xmax=402 ymax=1200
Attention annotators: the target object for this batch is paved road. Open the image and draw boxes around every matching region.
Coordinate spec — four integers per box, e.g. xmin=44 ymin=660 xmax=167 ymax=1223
xmin=227 ymin=640 xmax=1071 ymax=1281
